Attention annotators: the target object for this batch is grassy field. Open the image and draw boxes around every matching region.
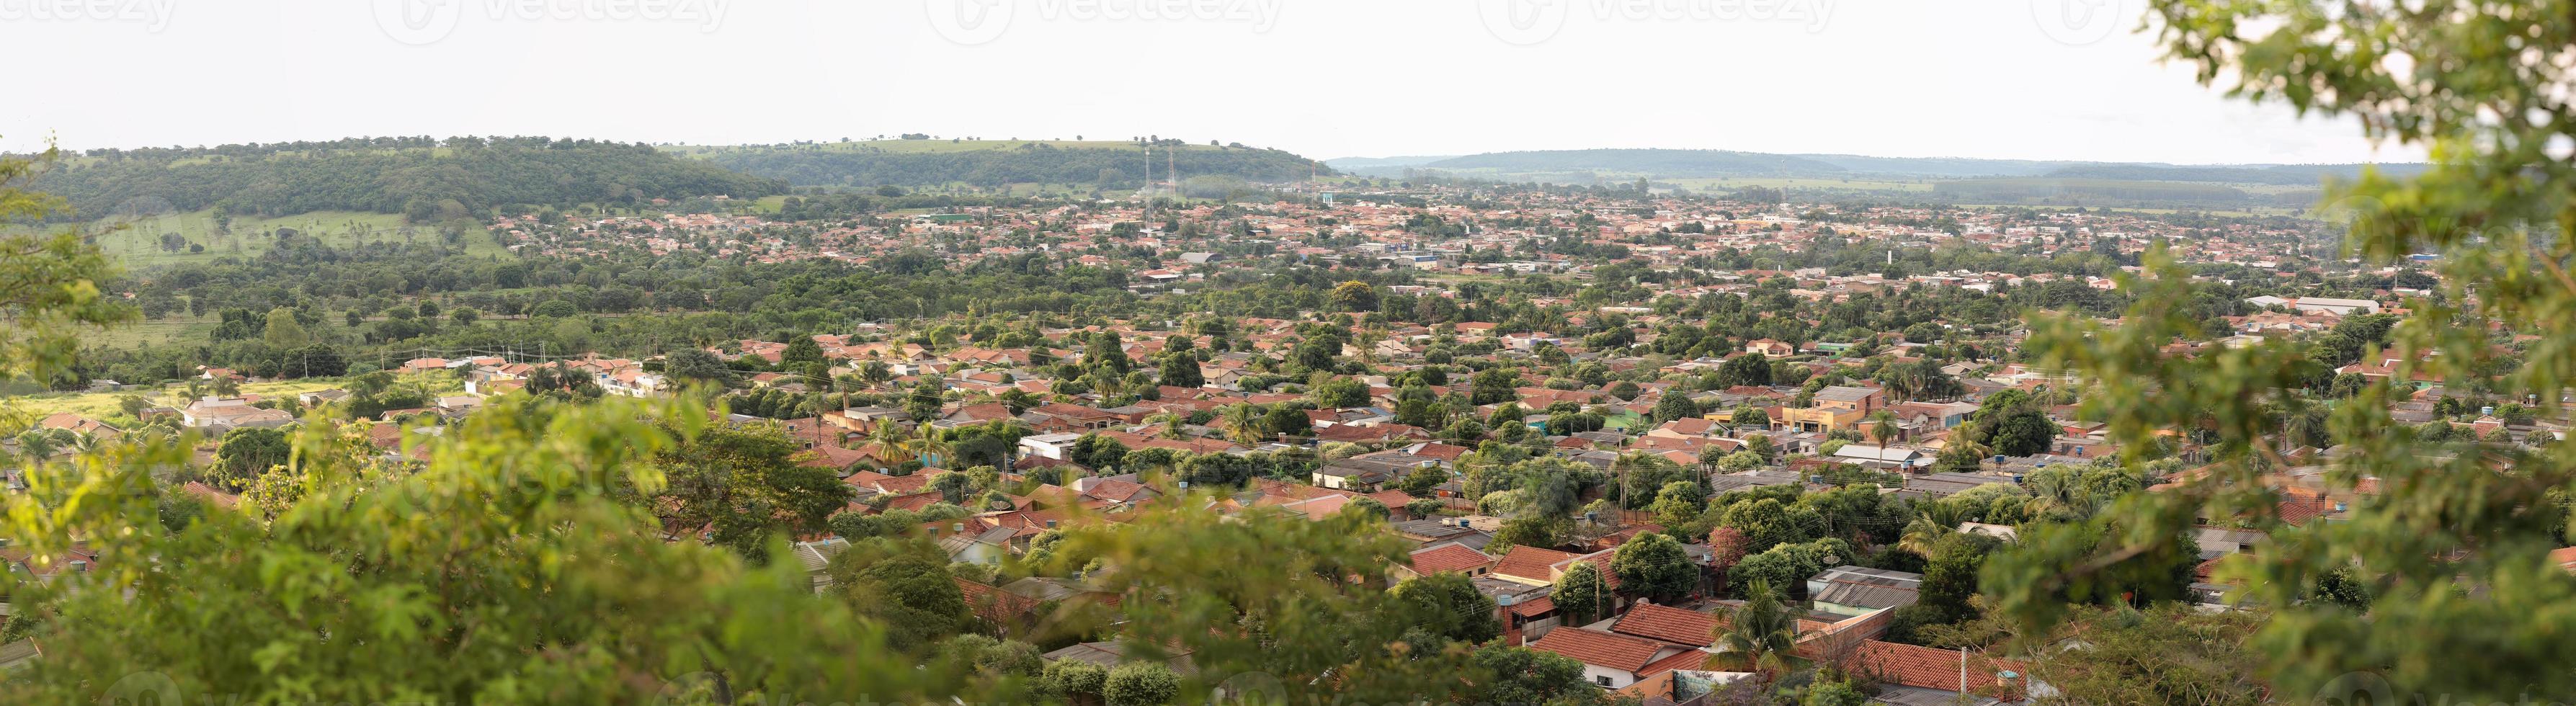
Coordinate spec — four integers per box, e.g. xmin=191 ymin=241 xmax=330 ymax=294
xmin=6 ymin=372 xmax=468 ymax=424
xmin=83 ymin=316 xmax=219 ymax=348
xmin=9 ymin=378 xmax=349 ymax=423
xmin=70 ymin=208 xmax=507 ymax=269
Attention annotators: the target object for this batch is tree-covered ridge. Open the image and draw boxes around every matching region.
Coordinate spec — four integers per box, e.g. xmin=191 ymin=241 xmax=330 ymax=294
xmin=695 ymin=141 xmax=1329 ymax=188
xmin=30 ymin=136 xmax=785 ymax=221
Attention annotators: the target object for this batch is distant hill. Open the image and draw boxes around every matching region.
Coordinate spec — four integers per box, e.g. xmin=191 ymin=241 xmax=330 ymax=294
xmin=1785 ymin=154 xmax=2069 ymax=178
xmin=686 ymin=139 xmax=1331 ymax=188
xmin=33 ymin=136 xmax=782 ymax=223
xmin=1331 ymin=147 xmax=2428 ymax=185
xmin=1324 ymin=155 xmax=1458 ymax=173
xmin=1412 ymin=149 xmax=1848 ymax=178
xmin=2039 ymin=163 xmax=2433 ymax=185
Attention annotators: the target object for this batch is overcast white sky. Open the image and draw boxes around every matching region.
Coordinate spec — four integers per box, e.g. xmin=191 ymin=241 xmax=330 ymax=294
xmin=3 ymin=0 xmax=2417 ymax=164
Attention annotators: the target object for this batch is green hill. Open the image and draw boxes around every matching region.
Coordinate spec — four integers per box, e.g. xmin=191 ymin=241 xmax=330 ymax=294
xmin=684 ymin=139 xmax=1330 ymax=188
xmin=32 ymin=136 xmax=785 ymax=223
xmin=1417 ymin=148 xmax=1848 ymax=179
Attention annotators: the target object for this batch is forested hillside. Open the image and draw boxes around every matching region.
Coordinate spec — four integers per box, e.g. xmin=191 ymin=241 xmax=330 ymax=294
xmin=1419 ymin=148 xmax=1847 ymax=178
xmin=30 ymin=136 xmax=784 ymax=222
xmin=694 ymin=140 xmax=1328 ymax=187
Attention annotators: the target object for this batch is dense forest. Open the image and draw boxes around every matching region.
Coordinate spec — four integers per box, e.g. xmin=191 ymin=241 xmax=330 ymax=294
xmin=30 ymin=136 xmax=784 ymax=221
xmin=695 ymin=142 xmax=1328 ymax=187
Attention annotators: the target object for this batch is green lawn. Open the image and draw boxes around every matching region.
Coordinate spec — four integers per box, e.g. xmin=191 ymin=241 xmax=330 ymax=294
xmin=83 ymin=316 xmax=218 ymax=348
xmin=76 ymin=208 xmax=505 ymax=269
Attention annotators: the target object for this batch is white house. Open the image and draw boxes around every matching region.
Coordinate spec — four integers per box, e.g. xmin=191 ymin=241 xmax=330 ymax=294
xmin=1525 ymin=627 xmax=1701 ymax=689
xmin=1018 ymin=432 xmax=1082 ymax=461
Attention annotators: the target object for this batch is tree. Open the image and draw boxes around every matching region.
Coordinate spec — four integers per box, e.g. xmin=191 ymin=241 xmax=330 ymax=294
xmin=1990 ymin=408 xmax=2056 ymax=457
xmin=827 ymin=538 xmax=970 ymax=652
xmin=1649 ymin=481 xmax=1708 ymax=529
xmin=1800 ymin=679 xmax=1869 ymax=706
xmin=1652 ymin=393 xmax=1699 ymax=424
xmin=1611 ymin=532 xmax=1699 ymax=605
xmin=1715 ymin=579 xmax=1798 ymax=676
xmin=664 ymin=347 xmax=734 ymax=387
xmin=2031 ymin=605 xmax=2264 ymax=705
xmin=1156 ymin=351 xmax=1202 ymax=388
xmin=1101 ymin=663 xmax=1178 ymax=706
xmin=1329 ymin=280 xmax=1379 ymax=313
xmin=781 ymin=336 xmax=826 ymax=367
xmin=1550 ymin=561 xmax=1612 ymax=626
xmin=0 ymin=142 xmax=134 ymax=381
xmin=1463 ymin=645 xmax=1598 ymax=705
xmin=262 ymin=307 xmax=310 ymax=349
xmin=210 ymin=426 xmax=291 ymax=492
xmin=1915 ymin=533 xmax=1996 ymax=625
xmin=636 ymin=424 xmax=854 ymax=560
xmin=4 ymin=393 xmax=1002 ymax=703
xmin=1717 ymin=352 xmax=1772 ymax=388
xmin=1387 ymin=572 xmax=1501 ymax=645
xmin=1340 ymin=496 xmax=1389 ymax=522
xmin=1038 ymin=661 xmax=1108 ymax=700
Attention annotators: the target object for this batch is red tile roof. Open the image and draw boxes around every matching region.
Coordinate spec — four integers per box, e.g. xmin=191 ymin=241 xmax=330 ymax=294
xmin=1610 ymin=602 xmax=1717 ymax=646
xmin=1408 ymin=543 xmax=1496 ymax=575
xmin=1492 ymin=545 xmax=1582 ymax=583
xmin=1528 ymin=627 xmax=1672 ymax=672
xmin=1837 ymin=640 xmax=2023 ymax=698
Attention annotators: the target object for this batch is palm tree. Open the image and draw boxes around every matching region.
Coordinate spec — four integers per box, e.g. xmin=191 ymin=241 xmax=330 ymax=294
xmin=1221 ymin=403 xmax=1264 ymax=447
xmin=1897 ymin=513 xmax=1957 ymax=559
xmin=1714 ymin=580 xmax=1800 ymax=677
xmin=1868 ymin=410 xmax=1899 ymax=446
xmin=912 ymin=425 xmax=954 ymax=470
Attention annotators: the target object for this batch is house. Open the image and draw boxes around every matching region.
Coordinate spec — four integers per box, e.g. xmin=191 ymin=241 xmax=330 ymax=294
xmin=179 ymin=398 xmax=293 ymax=430
xmin=1401 ymin=542 xmax=1497 ymax=578
xmin=1743 ymin=339 xmax=1796 ymax=357
xmin=1780 ymin=385 xmax=1885 ymax=433
xmin=1829 ymin=444 xmax=1924 ymax=469
xmin=1313 ymin=452 xmax=1431 ymax=491
xmin=1608 ymin=602 xmax=1719 ymax=648
xmin=933 ymin=523 xmax=1017 ymax=566
xmin=1041 ymin=640 xmax=1193 ymax=674
xmin=37 ymin=413 xmax=119 ymax=439
xmin=1017 ymin=432 xmax=1083 ymax=461
xmin=1805 ymin=566 xmax=1922 ymax=616
xmin=1525 ymin=627 xmax=1706 ymax=689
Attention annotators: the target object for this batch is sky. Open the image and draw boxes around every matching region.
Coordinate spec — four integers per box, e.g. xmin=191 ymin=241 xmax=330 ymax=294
xmin=2 ymin=0 xmax=2419 ymax=164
